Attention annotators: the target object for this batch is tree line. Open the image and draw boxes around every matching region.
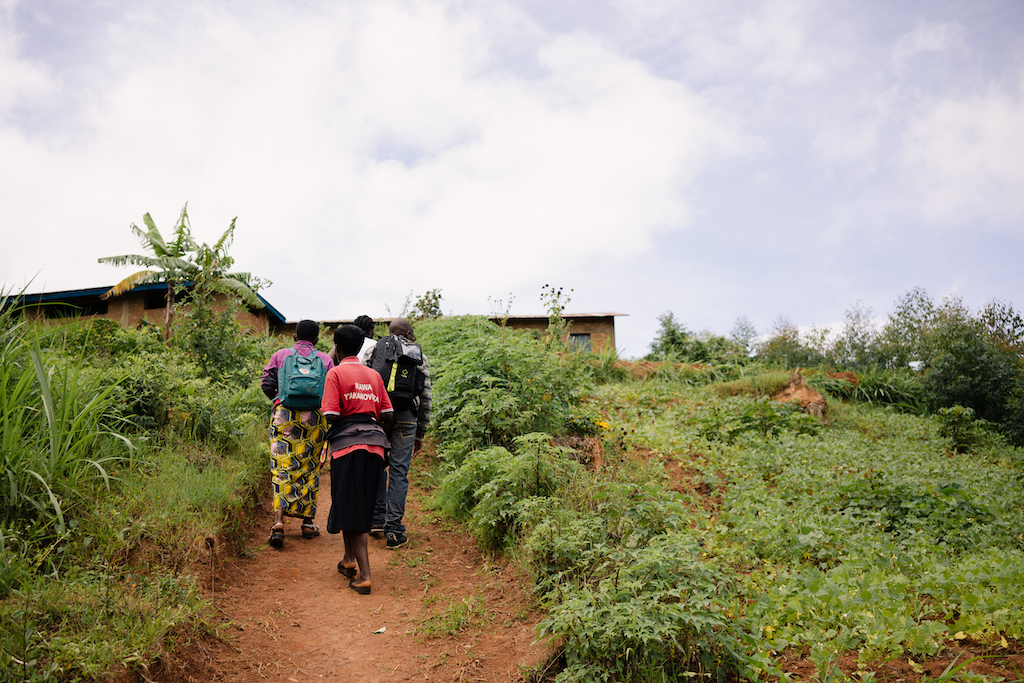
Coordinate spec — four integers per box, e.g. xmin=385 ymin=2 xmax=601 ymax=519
xmin=647 ymin=288 xmax=1024 ymax=445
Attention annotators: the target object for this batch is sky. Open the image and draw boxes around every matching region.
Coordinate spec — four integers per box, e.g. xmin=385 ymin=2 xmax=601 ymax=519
xmin=1 ymin=0 xmax=1022 ymax=358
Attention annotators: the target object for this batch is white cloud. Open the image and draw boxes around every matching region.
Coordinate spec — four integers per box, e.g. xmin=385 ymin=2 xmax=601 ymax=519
xmin=2 ymin=0 xmax=1022 ymax=356
xmin=900 ymin=70 xmax=1024 ymax=226
xmin=892 ymin=21 xmax=966 ymax=69
xmin=611 ymin=0 xmax=827 ymax=87
xmin=0 ymin=3 xmax=55 ymax=110
xmin=0 ymin=0 xmax=745 ymax=318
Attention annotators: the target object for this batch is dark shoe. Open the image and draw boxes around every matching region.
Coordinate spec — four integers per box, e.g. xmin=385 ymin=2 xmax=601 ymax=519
xmin=385 ymin=532 xmax=408 ymax=549
xmin=349 ymin=579 xmax=371 ymax=595
xmin=268 ymin=524 xmax=284 ymax=548
xmin=301 ymin=520 xmax=320 ymax=539
xmin=369 ymin=526 xmax=384 ymax=539
xmin=337 ymin=561 xmax=356 ymax=578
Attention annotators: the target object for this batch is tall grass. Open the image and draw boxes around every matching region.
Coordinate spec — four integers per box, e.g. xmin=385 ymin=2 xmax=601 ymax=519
xmin=0 ymin=312 xmax=133 ymax=537
xmin=715 ymin=369 xmax=791 ymax=398
xmin=0 ymin=302 xmax=272 ymax=681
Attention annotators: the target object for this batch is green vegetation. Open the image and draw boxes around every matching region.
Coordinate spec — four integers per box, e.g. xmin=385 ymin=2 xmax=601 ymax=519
xmin=422 ymin=310 xmax=1024 ymax=682
xmin=4 ymin=275 xmax=1023 ymax=682
xmin=0 ymin=282 xmax=275 ymax=681
xmin=748 ymin=290 xmax=1024 ymax=445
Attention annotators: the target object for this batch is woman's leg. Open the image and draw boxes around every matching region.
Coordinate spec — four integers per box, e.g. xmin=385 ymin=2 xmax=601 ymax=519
xmin=341 ymin=530 xmax=354 ymax=566
xmin=343 ymin=530 xmax=371 ymax=588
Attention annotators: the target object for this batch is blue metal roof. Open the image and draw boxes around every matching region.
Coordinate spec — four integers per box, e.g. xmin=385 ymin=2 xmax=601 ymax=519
xmin=9 ymin=284 xmax=287 ymax=325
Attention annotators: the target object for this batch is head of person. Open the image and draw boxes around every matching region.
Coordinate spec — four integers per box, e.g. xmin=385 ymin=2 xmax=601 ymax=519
xmin=353 ymin=315 xmax=375 ymax=339
xmin=333 ymin=324 xmax=365 ymax=358
xmin=295 ymin=319 xmax=319 ymax=344
xmin=389 ymin=317 xmax=415 ymax=341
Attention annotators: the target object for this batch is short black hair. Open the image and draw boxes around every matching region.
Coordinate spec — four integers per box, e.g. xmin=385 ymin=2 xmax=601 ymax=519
xmin=296 ymin=319 xmax=319 ymax=343
xmin=353 ymin=315 xmax=375 ymax=337
xmin=333 ymin=324 xmax=364 ymax=357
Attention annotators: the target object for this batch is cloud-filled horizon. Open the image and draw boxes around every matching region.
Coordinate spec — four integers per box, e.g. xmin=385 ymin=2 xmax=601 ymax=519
xmin=2 ymin=0 xmax=1022 ymax=357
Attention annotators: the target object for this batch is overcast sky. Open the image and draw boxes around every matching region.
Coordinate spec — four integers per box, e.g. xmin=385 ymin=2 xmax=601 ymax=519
xmin=2 ymin=0 xmax=1022 ymax=357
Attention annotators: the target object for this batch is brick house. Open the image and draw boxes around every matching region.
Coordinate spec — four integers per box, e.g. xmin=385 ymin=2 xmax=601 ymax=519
xmin=9 ymin=283 xmax=286 ymax=335
xmin=8 ymin=285 xmax=624 ymax=351
xmin=277 ymin=313 xmax=624 ymax=352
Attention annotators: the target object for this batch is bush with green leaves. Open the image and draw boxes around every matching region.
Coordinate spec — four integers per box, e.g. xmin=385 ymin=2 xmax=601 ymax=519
xmin=851 ymin=368 xmax=925 ymax=411
xmin=539 ymin=532 xmax=758 ymax=683
xmin=694 ymin=396 xmax=821 ymax=444
xmin=60 ymin=317 xmax=166 ymax=360
xmin=935 ymin=405 xmax=987 ymax=454
xmin=921 ymin=301 xmax=1021 ymax=424
xmin=807 ymin=368 xmax=925 ymax=413
xmin=436 ymin=433 xmax=584 ymax=550
xmin=416 ymin=316 xmax=592 ymax=464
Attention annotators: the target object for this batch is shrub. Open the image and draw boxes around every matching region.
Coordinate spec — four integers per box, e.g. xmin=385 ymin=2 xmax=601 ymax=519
xmin=416 ymin=317 xmax=592 ymax=464
xmin=935 ymin=405 xmax=986 ymax=454
xmin=436 ymin=433 xmax=584 ymax=550
xmin=921 ymin=301 xmax=1021 ymax=423
xmin=539 ymin=532 xmax=755 ymax=682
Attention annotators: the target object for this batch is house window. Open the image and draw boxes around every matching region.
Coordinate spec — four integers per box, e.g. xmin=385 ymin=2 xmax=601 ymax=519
xmin=568 ymin=333 xmax=592 ymax=352
xmin=144 ymin=292 xmax=166 ymax=309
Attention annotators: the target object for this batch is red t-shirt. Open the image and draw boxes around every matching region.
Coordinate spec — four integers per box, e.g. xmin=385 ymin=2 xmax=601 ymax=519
xmin=321 ymin=357 xmax=393 ymax=458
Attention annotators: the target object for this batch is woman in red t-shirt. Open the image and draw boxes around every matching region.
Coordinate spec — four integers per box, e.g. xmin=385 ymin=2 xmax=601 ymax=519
xmin=320 ymin=325 xmax=393 ymax=595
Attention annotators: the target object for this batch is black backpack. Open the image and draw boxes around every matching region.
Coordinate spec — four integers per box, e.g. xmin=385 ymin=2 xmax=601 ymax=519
xmin=369 ymin=336 xmax=425 ymax=410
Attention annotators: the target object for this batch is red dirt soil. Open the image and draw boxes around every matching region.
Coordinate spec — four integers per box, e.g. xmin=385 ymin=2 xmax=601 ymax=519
xmin=141 ymin=450 xmax=551 ymax=683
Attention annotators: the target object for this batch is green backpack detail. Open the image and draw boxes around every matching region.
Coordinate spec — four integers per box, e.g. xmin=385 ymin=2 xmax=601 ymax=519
xmin=278 ymin=349 xmax=327 ymax=410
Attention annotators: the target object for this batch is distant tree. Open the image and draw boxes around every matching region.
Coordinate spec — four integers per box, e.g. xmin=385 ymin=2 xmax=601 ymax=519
xmin=922 ymin=296 xmax=1022 ymax=424
xmin=834 ymin=301 xmax=879 ymax=370
xmin=729 ymin=316 xmax=758 ymax=355
xmin=648 ymin=313 xmax=746 ymax=364
xmin=648 ymin=312 xmax=692 ymax=360
xmin=756 ymin=316 xmax=822 ymax=368
xmin=410 ymin=288 xmax=444 ymax=321
xmin=98 ymin=205 xmax=264 ymax=342
xmin=98 ymin=207 xmax=196 ymax=341
xmin=875 ymin=288 xmax=935 ymax=369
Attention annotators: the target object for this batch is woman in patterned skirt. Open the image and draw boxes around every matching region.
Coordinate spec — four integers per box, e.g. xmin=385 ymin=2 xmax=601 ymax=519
xmin=260 ymin=320 xmax=334 ymax=548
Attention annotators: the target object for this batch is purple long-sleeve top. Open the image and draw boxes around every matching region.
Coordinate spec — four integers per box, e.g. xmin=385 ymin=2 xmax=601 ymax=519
xmin=261 ymin=340 xmax=335 ymax=402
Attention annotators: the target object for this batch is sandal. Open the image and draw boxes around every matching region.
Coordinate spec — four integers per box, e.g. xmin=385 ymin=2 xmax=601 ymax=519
xmin=268 ymin=524 xmax=284 ymax=548
xmin=349 ymin=579 xmax=371 ymax=595
xmin=337 ymin=561 xmax=356 ymax=578
xmin=301 ymin=520 xmax=320 ymax=539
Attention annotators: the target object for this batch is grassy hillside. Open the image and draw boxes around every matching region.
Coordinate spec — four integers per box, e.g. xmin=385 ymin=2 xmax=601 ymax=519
xmin=421 ymin=317 xmax=1024 ymax=682
xmin=3 ymin=310 xmax=1022 ymax=682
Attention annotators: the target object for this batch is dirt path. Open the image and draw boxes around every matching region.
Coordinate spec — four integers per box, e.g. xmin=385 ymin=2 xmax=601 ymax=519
xmin=176 ymin=454 xmax=551 ymax=682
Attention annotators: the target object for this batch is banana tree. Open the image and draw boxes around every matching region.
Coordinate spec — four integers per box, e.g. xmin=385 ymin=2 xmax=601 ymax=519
xmin=98 ymin=204 xmax=263 ymax=341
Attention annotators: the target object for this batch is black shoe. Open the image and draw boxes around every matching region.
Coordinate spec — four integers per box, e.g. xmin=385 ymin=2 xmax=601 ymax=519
xmin=369 ymin=525 xmax=384 ymax=539
xmin=385 ymin=532 xmax=408 ymax=549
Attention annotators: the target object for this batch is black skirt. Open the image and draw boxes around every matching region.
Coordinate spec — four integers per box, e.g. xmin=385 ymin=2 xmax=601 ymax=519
xmin=326 ymin=450 xmax=384 ymax=534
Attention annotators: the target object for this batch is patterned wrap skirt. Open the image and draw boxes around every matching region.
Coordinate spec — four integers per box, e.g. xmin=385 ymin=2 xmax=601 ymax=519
xmin=269 ymin=404 xmax=327 ymax=519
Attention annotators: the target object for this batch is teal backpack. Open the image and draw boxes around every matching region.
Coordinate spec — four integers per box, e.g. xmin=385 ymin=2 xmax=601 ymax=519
xmin=278 ymin=349 xmax=327 ymax=410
